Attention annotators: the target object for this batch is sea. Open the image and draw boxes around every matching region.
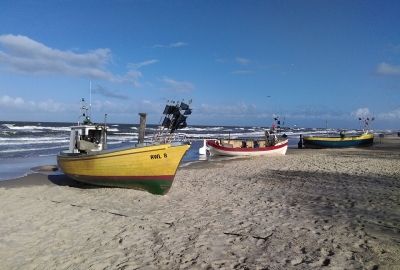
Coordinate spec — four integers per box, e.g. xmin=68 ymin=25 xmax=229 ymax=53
xmin=0 ymin=121 xmax=396 ymax=181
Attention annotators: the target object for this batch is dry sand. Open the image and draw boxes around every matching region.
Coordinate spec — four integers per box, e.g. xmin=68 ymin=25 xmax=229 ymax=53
xmin=0 ymin=137 xmax=399 ymax=269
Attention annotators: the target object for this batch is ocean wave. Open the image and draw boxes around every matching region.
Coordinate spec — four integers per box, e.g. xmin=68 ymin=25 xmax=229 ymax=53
xmin=0 ymin=120 xmax=395 ymax=162
xmin=3 ymin=124 xmax=70 ymax=132
xmin=0 ymin=145 xmax=65 ymax=153
xmin=0 ymin=137 xmax=68 ymax=143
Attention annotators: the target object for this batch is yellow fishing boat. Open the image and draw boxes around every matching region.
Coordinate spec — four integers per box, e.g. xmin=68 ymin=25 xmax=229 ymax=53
xmin=57 ymin=99 xmax=193 ymax=195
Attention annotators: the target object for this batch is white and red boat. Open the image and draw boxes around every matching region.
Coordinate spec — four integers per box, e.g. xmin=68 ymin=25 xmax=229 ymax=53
xmin=206 ymin=136 xmax=288 ymax=157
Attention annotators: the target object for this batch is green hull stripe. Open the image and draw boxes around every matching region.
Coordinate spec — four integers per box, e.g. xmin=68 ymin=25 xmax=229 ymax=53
xmin=65 ymin=174 xmax=174 ymax=195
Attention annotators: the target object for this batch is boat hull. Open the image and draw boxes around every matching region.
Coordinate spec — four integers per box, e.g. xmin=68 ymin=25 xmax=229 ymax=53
xmin=57 ymin=143 xmax=190 ymax=195
xmin=303 ymin=134 xmax=374 ymax=149
xmin=206 ymin=139 xmax=288 ymax=156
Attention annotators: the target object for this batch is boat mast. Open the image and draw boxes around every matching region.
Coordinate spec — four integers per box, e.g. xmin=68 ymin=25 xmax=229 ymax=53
xmin=359 ymin=114 xmax=374 ymax=134
xmin=89 ymin=81 xmax=92 ymax=119
xmin=78 ymin=98 xmax=88 ymax=124
xmin=326 ymin=121 xmax=328 ymax=137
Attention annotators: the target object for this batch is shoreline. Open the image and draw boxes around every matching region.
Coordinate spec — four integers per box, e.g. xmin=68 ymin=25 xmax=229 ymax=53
xmin=0 ymin=137 xmax=399 ymax=268
xmin=1 ymin=136 xmax=399 ymax=189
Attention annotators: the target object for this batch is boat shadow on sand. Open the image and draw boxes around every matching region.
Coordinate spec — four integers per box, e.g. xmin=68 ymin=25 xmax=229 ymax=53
xmin=0 ymin=165 xmax=106 ymax=190
xmin=47 ymin=174 xmax=103 ymax=189
xmin=32 ymin=165 xmax=102 ymax=189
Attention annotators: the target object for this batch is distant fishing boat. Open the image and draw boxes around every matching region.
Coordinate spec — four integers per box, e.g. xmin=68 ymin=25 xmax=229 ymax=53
xmin=302 ymin=116 xmax=375 ymax=149
xmin=57 ymin=98 xmax=193 ymax=195
xmin=206 ymin=135 xmax=288 ymax=156
xmin=302 ymin=133 xmax=374 ymax=149
xmin=204 ymin=114 xmax=288 ymax=156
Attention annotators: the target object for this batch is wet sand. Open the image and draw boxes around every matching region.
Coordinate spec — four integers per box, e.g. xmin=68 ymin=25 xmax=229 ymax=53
xmin=0 ymin=137 xmax=399 ymax=269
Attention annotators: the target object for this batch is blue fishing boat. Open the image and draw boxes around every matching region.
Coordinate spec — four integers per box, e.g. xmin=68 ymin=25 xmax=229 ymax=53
xmin=302 ymin=116 xmax=375 ymax=149
xmin=302 ymin=132 xmax=374 ymax=149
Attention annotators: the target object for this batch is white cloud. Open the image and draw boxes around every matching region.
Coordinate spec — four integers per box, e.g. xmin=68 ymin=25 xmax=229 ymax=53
xmin=0 ymin=95 xmax=66 ymax=113
xmin=0 ymin=34 xmax=142 ymax=85
xmin=374 ymin=62 xmax=400 ymax=76
xmin=127 ymin=60 xmax=158 ymax=69
xmin=0 ymin=34 xmax=110 ymax=69
xmin=0 ymin=95 xmax=25 ymax=106
xmin=350 ymin=107 xmax=400 ymax=121
xmin=37 ymin=99 xmax=66 ymax=113
xmin=236 ymin=57 xmax=251 ymax=65
xmin=170 ymin=42 xmax=188 ymax=47
xmin=153 ymin=42 xmax=189 ymax=48
xmin=160 ymin=77 xmax=195 ymax=93
xmin=351 ymin=108 xmax=371 ymax=118
xmin=376 ymin=108 xmax=400 ymax=120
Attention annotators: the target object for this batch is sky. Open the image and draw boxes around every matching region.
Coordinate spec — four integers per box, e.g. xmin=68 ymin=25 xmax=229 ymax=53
xmin=0 ymin=0 xmax=399 ymax=130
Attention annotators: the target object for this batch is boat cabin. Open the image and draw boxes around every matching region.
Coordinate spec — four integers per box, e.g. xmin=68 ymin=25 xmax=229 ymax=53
xmin=68 ymin=124 xmax=107 ymax=153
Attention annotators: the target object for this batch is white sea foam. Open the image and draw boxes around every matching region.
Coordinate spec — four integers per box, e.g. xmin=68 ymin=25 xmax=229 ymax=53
xmin=3 ymin=124 xmax=71 ymax=132
xmin=0 ymin=145 xmax=65 ymax=153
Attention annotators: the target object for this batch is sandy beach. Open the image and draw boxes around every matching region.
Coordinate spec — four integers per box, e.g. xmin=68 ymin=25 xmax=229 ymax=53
xmin=0 ymin=137 xmax=399 ymax=269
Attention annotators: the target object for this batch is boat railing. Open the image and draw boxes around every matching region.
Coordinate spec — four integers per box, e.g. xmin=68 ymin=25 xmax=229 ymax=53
xmin=152 ymin=132 xmax=187 ymax=144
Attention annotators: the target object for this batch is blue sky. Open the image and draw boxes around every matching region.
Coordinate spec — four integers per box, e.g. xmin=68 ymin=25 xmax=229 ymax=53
xmin=0 ymin=0 xmax=399 ymax=129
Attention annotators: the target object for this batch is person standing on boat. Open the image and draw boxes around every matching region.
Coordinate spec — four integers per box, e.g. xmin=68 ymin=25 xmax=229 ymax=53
xmin=265 ymin=131 xmax=271 ymax=147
